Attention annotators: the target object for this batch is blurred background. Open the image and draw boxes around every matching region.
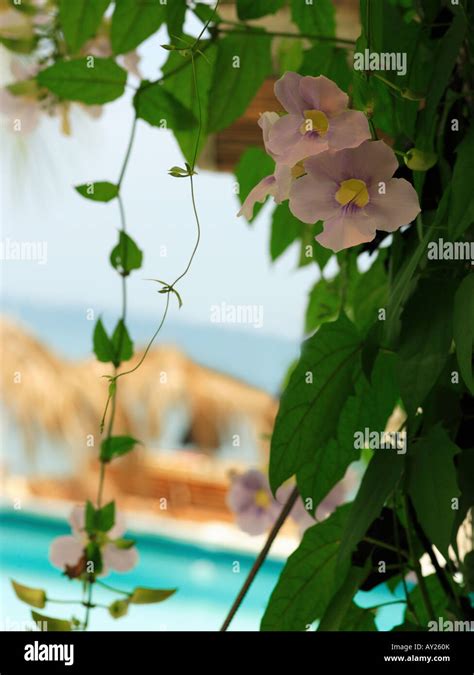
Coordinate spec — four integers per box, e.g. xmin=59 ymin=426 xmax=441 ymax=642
xmin=0 ymin=0 xmax=403 ymax=630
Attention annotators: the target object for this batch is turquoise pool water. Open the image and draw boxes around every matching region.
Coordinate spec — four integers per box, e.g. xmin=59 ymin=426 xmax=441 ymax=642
xmin=0 ymin=508 xmax=405 ymax=631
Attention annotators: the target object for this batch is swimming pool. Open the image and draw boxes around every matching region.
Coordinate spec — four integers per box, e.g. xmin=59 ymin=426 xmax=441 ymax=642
xmin=0 ymin=507 xmax=405 ymax=631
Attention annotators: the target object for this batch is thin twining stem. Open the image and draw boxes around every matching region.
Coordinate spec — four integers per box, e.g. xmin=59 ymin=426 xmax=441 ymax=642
xmin=220 ymin=487 xmax=299 ymax=632
xmin=215 ymin=20 xmax=355 ymax=46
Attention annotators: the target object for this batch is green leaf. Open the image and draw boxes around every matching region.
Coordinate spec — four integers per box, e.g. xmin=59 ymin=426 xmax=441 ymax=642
xmin=134 ymin=81 xmax=196 ymax=131
xmin=453 ymin=274 xmax=474 ymax=394
xmin=75 ymin=181 xmax=118 ymax=203
xmin=111 ymin=319 xmax=134 ymax=363
xmin=166 ymin=0 xmax=187 ymax=39
xmin=277 ymin=38 xmax=304 ymax=73
xmin=11 ymin=580 xmax=46 ymax=609
xmin=237 ymin=0 xmax=285 ymax=21
xmin=408 ymin=425 xmax=460 ymax=556
xmin=339 ymin=602 xmax=377 ymax=631
xmin=93 ymin=318 xmax=115 ymax=363
xmin=85 ymin=500 xmax=116 ymax=534
xmin=405 ymin=574 xmax=449 ymax=626
xmin=110 ymin=231 xmax=143 ymax=276
xmin=352 ymin=254 xmax=388 ymax=332
xmin=109 ymin=599 xmax=129 ymax=618
xmin=298 ymin=350 xmax=399 ymax=514
xmin=100 ymin=435 xmax=139 ymax=462
xmin=305 ymin=276 xmax=340 ymax=334
xmin=37 ymin=57 xmax=127 ymax=105
xmin=300 ymin=44 xmax=351 ymax=91
xmin=194 ymin=2 xmax=221 ymax=24
xmin=269 ymin=313 xmax=361 ymax=493
xmin=291 ymin=0 xmax=335 ymax=36
xmin=161 ymin=38 xmax=218 ymax=164
xmin=270 ymin=202 xmax=302 ymax=261
xmin=449 ymin=126 xmax=474 ymax=239
xmin=261 ymin=504 xmax=350 ymax=631
xmin=415 ymin=12 xmax=466 ymax=153
xmin=317 ymin=563 xmax=371 ymax=631
xmin=93 ymin=318 xmax=133 ymax=366
xmin=31 ymin=611 xmax=72 ymax=631
xmin=129 ymin=587 xmax=176 ymax=604
xmin=114 ymin=538 xmax=136 ymax=549
xmin=235 ymin=147 xmax=275 ymax=222
xmin=207 ymin=29 xmax=272 ymax=133
xmin=59 ymin=0 xmax=110 ymax=53
xmin=337 ymin=450 xmax=404 ymax=568
xmin=397 ymin=278 xmax=455 ymax=416
xmin=111 ymin=0 xmax=167 ymax=54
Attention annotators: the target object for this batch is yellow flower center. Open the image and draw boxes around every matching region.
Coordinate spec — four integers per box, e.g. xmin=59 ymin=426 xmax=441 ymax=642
xmin=335 ymin=178 xmax=370 ymax=208
xmin=254 ymin=489 xmax=271 ymax=509
xmin=291 ymin=162 xmax=306 ymax=179
xmin=300 ymin=109 xmax=329 ymax=136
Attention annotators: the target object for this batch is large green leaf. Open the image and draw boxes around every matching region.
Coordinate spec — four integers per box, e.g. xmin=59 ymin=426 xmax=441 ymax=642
xmin=290 ymin=0 xmax=335 ymax=36
xmin=111 ymin=0 xmax=167 ymax=54
xmin=397 ymin=278 xmax=455 ymax=416
xmin=305 ymin=276 xmax=340 ymax=333
xmin=235 ymin=147 xmax=275 ymax=222
xmin=449 ymin=126 xmax=474 ymax=239
xmin=261 ymin=505 xmax=350 ymax=631
xmin=269 ymin=313 xmax=361 ymax=493
xmin=415 ymin=12 xmax=466 ymax=152
xmin=317 ymin=563 xmax=371 ymax=631
xmin=453 ymin=274 xmax=474 ymax=394
xmin=298 ymin=351 xmax=399 ymax=515
xmin=270 ymin=202 xmax=303 ymax=261
xmin=408 ymin=425 xmax=460 ymax=556
xmin=337 ymin=450 xmax=404 ymax=568
xmin=162 ymin=40 xmax=218 ymax=164
xmin=166 ymin=0 xmax=187 ymax=39
xmin=405 ymin=574 xmax=449 ymax=627
xmin=37 ymin=57 xmax=127 ymax=105
xmin=237 ymin=0 xmax=285 ymax=20
xmin=134 ymin=81 xmax=196 ymax=131
xmin=207 ymin=30 xmax=272 ymax=134
xmin=299 ymin=44 xmax=351 ymax=91
xmin=59 ymin=0 xmax=110 ymax=53
xmin=352 ymin=253 xmax=388 ymax=332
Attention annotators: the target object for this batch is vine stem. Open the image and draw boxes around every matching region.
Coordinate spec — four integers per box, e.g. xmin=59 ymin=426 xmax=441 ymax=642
xmin=215 ymin=22 xmax=355 ymax=46
xmin=220 ymin=487 xmax=299 ymax=632
xmin=404 ymin=495 xmax=436 ymax=623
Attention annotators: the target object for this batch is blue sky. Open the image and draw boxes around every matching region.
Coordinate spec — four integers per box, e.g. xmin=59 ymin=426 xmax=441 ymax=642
xmin=0 ymin=19 xmax=324 ymax=343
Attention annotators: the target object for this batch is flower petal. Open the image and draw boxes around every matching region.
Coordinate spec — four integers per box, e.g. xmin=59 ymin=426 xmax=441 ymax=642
xmin=316 ymin=212 xmax=376 ymax=252
xmin=289 ymin=174 xmax=339 ymax=224
xmin=274 ymin=71 xmax=306 ymax=114
xmin=299 ymin=75 xmax=348 ymax=116
xmin=68 ymin=504 xmax=86 ymax=537
xmin=367 ymin=177 xmax=421 ymax=232
xmin=103 ymin=544 xmax=139 ymax=572
xmin=49 ymin=536 xmax=84 ymax=569
xmin=237 ymin=175 xmax=276 ymax=220
xmin=327 ymin=110 xmax=371 ymax=151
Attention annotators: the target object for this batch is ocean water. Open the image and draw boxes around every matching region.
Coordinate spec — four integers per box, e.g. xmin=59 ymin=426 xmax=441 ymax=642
xmin=2 ymin=298 xmax=298 ymax=396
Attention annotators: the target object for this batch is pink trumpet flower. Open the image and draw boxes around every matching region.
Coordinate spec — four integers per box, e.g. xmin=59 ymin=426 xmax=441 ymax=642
xmin=49 ymin=505 xmax=138 ymax=576
xmin=265 ymin=72 xmax=371 ymax=166
xmin=289 ymin=140 xmax=421 ymax=252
